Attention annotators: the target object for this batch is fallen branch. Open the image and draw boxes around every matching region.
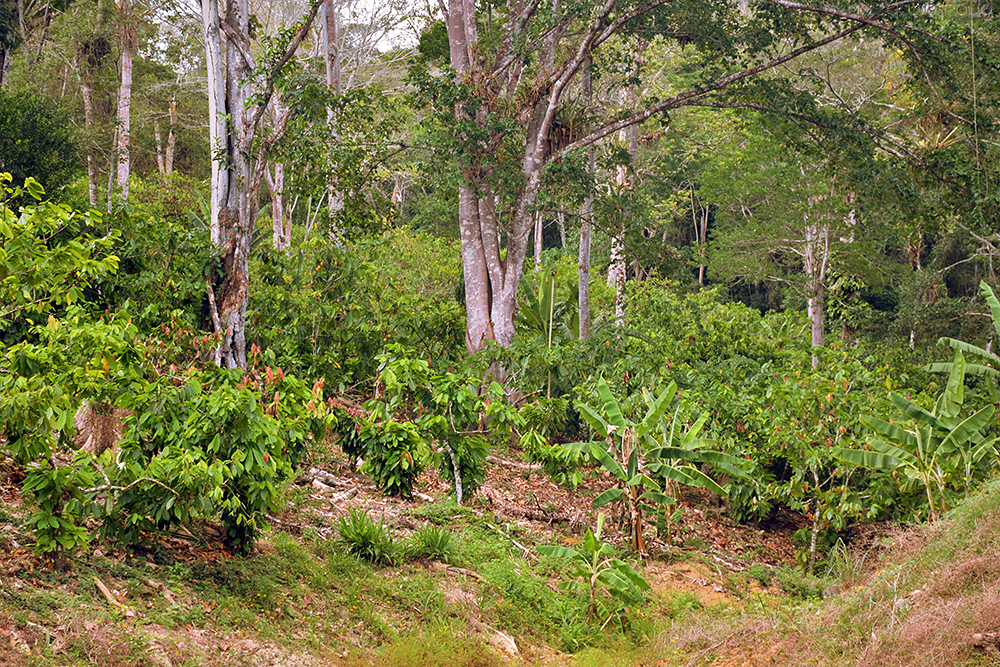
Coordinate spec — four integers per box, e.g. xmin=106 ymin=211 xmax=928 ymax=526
xmin=93 ymin=577 xmax=118 ymax=606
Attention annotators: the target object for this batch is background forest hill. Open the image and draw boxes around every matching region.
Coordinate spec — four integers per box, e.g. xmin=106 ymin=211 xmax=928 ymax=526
xmin=4 ymin=0 xmax=1000 ymax=662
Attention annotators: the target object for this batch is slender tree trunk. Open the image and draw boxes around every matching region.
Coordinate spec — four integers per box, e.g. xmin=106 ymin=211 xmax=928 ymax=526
xmin=154 ymin=121 xmax=165 ymax=174
xmin=608 ymin=79 xmax=639 ymax=322
xmin=265 ymin=161 xmax=289 ymax=249
xmin=165 ymin=98 xmax=176 ymax=175
xmin=31 ymin=1 xmax=51 ymax=67
xmin=692 ymin=186 xmax=708 ymax=284
xmin=202 ymin=0 xmax=226 ymax=239
xmin=0 ymin=48 xmax=7 ymax=88
xmin=115 ymin=0 xmax=134 ymax=199
xmin=534 ymin=211 xmax=543 ymax=272
xmin=78 ymin=66 xmax=99 ymax=205
xmin=804 ymin=217 xmax=829 ymax=368
xmin=266 ymin=95 xmax=291 ymax=250
xmin=578 ymin=60 xmax=594 ymax=341
xmin=323 ymin=0 xmax=344 ymax=225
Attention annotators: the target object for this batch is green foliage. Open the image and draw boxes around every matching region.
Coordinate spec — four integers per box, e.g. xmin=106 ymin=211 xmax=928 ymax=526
xmin=337 ymin=507 xmax=398 ymax=565
xmin=406 ymin=524 xmax=455 ymax=563
xmin=249 ymin=229 xmax=465 ymax=391
xmin=358 ymin=414 xmax=429 ymax=498
xmin=0 ymin=93 xmax=79 ymax=195
xmin=21 ymin=454 xmax=97 ymax=556
xmin=834 ymin=349 xmax=997 ymax=520
xmin=774 ymin=566 xmax=827 ymax=600
xmin=95 ymin=174 xmax=211 ymax=330
xmin=538 ymin=513 xmax=650 ymax=626
xmin=275 ymin=86 xmax=405 ymax=237
xmin=113 ymin=365 xmax=325 ymax=553
xmin=932 ymin=280 xmax=1000 ymax=392
xmin=0 ymin=210 xmax=328 ymax=557
xmin=0 ymin=173 xmax=119 ymax=340
xmin=351 ymin=347 xmax=515 ymax=502
xmin=747 ymin=563 xmax=773 ymax=587
xmin=569 ymin=377 xmax=745 ymax=550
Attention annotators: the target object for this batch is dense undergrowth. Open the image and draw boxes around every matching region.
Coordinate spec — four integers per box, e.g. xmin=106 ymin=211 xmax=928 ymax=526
xmin=5 ymin=173 xmax=1000 ymax=665
xmin=3 ymin=457 xmax=1000 ymax=666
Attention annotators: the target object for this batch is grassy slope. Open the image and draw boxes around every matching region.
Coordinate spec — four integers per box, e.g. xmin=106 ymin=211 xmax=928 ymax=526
xmin=2 ymin=460 xmax=1000 ymax=666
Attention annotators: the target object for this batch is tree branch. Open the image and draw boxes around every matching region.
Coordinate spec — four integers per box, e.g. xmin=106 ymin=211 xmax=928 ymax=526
xmin=554 ymin=0 xmax=928 ymax=160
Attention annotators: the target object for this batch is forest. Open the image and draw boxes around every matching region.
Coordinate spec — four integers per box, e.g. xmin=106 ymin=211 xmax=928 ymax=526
xmin=2 ymin=0 xmax=1000 ymax=663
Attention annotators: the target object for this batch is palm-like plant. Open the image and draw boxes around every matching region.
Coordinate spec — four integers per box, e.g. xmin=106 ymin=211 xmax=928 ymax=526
xmin=569 ymin=378 xmax=746 ymax=551
xmin=834 ymin=350 xmax=997 ymax=520
xmin=930 ymin=281 xmax=1000 ymax=395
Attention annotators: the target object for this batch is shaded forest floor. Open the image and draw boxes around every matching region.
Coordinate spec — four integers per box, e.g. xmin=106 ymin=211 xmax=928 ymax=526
xmin=2 ymin=445 xmax=999 ymax=666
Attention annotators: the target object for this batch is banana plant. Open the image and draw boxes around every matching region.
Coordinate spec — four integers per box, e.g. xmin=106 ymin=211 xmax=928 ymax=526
xmin=930 ymin=281 xmax=1000 ymax=400
xmin=538 ymin=512 xmax=649 ymax=625
xmin=834 ymin=350 xmax=997 ymax=521
xmin=568 ymin=378 xmax=747 ymax=551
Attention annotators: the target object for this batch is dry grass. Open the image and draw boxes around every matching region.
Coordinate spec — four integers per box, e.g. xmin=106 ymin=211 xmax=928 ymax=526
xmin=641 ymin=478 xmax=1000 ymax=666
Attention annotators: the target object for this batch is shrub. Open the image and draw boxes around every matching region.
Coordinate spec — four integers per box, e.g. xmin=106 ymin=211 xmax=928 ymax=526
xmin=358 ymin=418 xmax=429 ymax=498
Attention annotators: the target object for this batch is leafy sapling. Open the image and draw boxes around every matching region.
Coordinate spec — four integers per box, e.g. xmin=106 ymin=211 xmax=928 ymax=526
xmin=539 ymin=513 xmax=650 ymax=627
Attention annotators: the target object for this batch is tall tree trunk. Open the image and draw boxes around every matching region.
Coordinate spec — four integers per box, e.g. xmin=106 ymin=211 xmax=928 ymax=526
xmin=202 ymin=0 xmax=318 ymax=368
xmin=323 ymin=0 xmax=344 ymax=225
xmin=692 ymin=186 xmax=708 ymax=284
xmin=578 ymin=59 xmax=594 ymax=341
xmin=165 ymin=98 xmax=176 ymax=175
xmin=78 ymin=65 xmax=99 ymax=205
xmin=266 ymin=95 xmax=291 ymax=250
xmin=202 ymin=0 xmax=226 ymax=238
xmin=804 ymin=218 xmax=829 ymax=368
xmin=608 ymin=76 xmax=639 ymax=322
xmin=154 ymin=121 xmax=165 ymax=174
xmin=534 ymin=211 xmax=543 ymax=272
xmin=115 ymin=0 xmax=133 ymax=199
xmin=265 ymin=161 xmax=288 ymax=249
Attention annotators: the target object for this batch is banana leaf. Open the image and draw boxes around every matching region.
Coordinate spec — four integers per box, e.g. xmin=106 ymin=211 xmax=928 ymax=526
xmin=860 ymin=414 xmax=918 ymax=448
xmin=593 ymin=487 xmax=626 ymax=508
xmin=576 ymin=402 xmax=609 ymax=439
xmin=596 ymin=378 xmax=627 ymax=430
xmin=890 ymin=392 xmax=940 ymax=428
xmin=637 ymin=382 xmax=676 ymax=438
xmin=938 ymin=405 xmax=995 ymax=455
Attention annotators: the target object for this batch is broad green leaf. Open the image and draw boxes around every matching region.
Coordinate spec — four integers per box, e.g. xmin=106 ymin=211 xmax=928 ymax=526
xmin=589 ymin=444 xmax=627 ymax=481
xmin=968 ymin=437 xmax=998 ymax=463
xmin=933 ymin=338 xmax=1000 ymax=374
xmin=982 ymin=281 xmax=1000 ymax=342
xmin=938 ymin=405 xmax=995 ymax=454
xmin=641 ymin=490 xmax=674 ymax=505
xmin=24 ymin=177 xmax=44 ymax=200
xmin=681 ymin=412 xmax=710 ymax=445
xmin=860 ymin=414 xmax=918 ymax=448
xmin=636 ymin=383 xmax=675 ymax=438
xmin=538 ymin=544 xmax=582 ymax=560
xmin=890 ymin=393 xmax=939 ymax=427
xmin=832 ymin=445 xmax=901 ymax=469
xmin=943 ymin=350 xmax=965 ymax=408
xmin=576 ymin=402 xmax=609 ymax=439
xmin=597 ymin=378 xmax=627 ymax=429
xmin=593 ymin=488 xmax=626 ymax=508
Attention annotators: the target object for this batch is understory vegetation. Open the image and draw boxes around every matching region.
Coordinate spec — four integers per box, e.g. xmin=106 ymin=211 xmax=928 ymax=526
xmin=4 ymin=0 xmax=1000 ymax=659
